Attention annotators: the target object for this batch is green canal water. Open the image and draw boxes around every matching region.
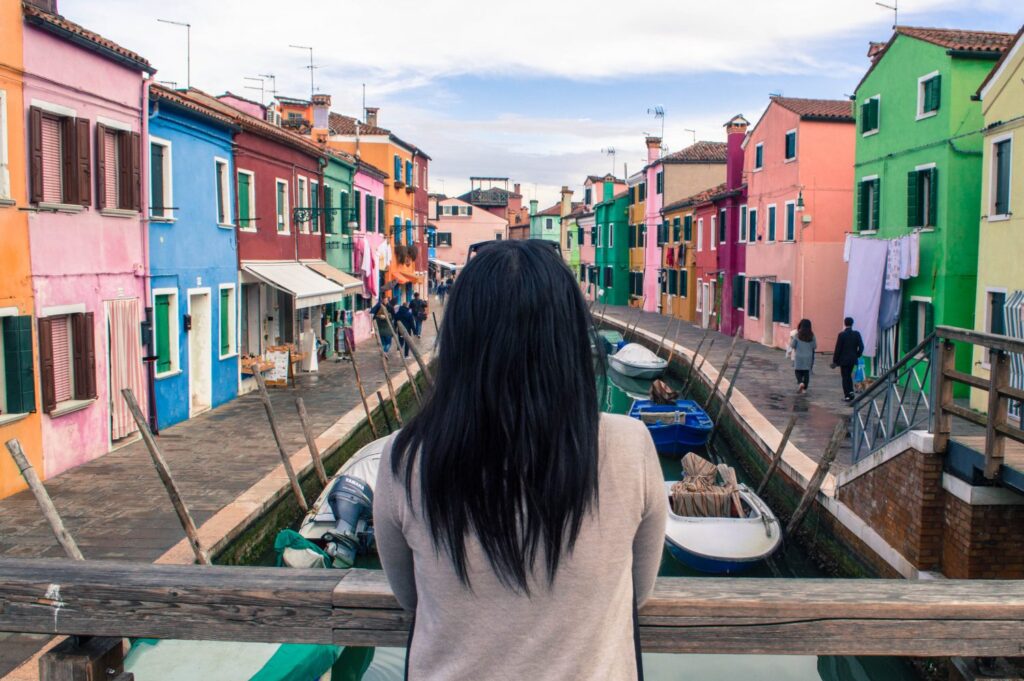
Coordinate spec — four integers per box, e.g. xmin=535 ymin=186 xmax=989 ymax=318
xmin=318 ymin=371 xmax=919 ymax=680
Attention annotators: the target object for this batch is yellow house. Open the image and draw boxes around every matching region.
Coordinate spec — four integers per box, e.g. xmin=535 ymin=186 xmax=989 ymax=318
xmin=971 ymin=25 xmax=1024 ymax=414
xmin=660 ymin=200 xmax=697 ymax=322
xmin=0 ymin=1 xmax=43 ymax=498
xmin=626 ymin=171 xmax=646 ymax=308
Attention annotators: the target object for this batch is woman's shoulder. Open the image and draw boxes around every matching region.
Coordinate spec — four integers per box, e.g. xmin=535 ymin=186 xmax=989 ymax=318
xmin=600 ymin=413 xmax=654 ymax=455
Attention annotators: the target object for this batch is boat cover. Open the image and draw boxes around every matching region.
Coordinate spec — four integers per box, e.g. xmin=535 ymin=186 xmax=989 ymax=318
xmin=614 ymin=343 xmax=665 ymax=368
xmin=670 ymin=453 xmax=743 ymax=518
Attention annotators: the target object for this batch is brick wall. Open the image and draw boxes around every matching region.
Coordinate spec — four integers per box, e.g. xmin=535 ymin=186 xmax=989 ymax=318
xmin=942 ymin=494 xmax=1024 ymax=579
xmin=837 ymin=448 xmax=945 ymax=570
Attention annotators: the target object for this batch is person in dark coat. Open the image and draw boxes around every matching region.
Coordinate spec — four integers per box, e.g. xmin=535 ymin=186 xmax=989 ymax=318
xmin=409 ymin=292 xmax=428 ymax=338
xmin=831 ymin=317 xmax=865 ymax=401
xmin=394 ymin=302 xmax=416 ymax=357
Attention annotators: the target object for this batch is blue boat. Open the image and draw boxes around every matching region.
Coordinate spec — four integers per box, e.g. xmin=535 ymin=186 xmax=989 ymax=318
xmin=629 ymin=399 xmax=713 ymax=455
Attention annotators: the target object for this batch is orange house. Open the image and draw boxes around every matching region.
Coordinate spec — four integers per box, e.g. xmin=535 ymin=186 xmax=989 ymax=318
xmin=0 ymin=1 xmax=43 ymax=498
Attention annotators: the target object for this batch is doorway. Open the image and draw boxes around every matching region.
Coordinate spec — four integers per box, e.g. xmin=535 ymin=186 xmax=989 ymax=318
xmin=188 ymin=290 xmax=212 ymax=416
xmin=762 ymin=282 xmax=774 ymax=346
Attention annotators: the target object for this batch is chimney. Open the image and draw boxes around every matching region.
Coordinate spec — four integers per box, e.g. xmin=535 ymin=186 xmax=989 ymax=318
xmin=513 ymin=183 xmax=521 ymax=195
xmin=724 ymin=115 xmax=749 ymax=191
xmin=602 ymin=180 xmax=614 ymax=203
xmin=645 ymin=136 xmax=662 ymax=164
xmin=529 ymin=199 xmax=538 ymax=217
xmin=311 ymin=94 xmax=331 ymax=142
xmin=560 ymin=186 xmax=573 ymax=218
xmin=25 ymin=0 xmax=57 ymax=12
xmin=364 ymin=106 xmax=379 ymax=128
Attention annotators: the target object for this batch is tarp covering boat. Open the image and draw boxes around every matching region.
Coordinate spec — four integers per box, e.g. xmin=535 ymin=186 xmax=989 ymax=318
xmin=607 ymin=342 xmax=668 ymax=379
xmin=669 ymin=453 xmax=742 ymax=518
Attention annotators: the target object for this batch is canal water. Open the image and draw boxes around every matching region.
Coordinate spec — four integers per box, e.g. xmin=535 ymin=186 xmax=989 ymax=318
xmin=322 ymin=367 xmax=919 ymax=680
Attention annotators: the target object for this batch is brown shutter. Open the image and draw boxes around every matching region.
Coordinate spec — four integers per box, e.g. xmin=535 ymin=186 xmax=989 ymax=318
xmin=29 ymin=107 xmax=44 ymax=204
xmin=72 ymin=312 xmax=97 ymax=400
xmin=61 ymin=116 xmax=77 ymax=204
xmin=95 ymin=123 xmax=107 ymax=209
xmin=130 ymin=132 xmax=141 ymax=211
xmin=37 ymin=317 xmax=56 ymax=413
xmin=117 ymin=132 xmax=131 ymax=210
xmin=76 ymin=118 xmax=91 ymax=206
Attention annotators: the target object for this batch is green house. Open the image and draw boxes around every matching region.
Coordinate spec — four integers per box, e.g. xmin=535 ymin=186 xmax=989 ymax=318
xmin=594 ymin=182 xmax=630 ymax=306
xmin=853 ymin=26 xmax=1013 ymax=380
xmin=324 ymin=151 xmax=356 ymax=275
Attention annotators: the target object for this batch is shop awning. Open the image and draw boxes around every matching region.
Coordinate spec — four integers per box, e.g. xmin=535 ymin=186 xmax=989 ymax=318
xmin=241 ymin=261 xmax=346 ymax=309
xmin=303 ymin=260 xmax=363 ymax=293
xmin=429 ymin=258 xmax=463 ymax=271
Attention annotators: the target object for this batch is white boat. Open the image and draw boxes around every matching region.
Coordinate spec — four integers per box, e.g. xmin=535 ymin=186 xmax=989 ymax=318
xmin=607 ymin=342 xmax=668 ymax=379
xmin=663 ymin=454 xmax=782 ymax=574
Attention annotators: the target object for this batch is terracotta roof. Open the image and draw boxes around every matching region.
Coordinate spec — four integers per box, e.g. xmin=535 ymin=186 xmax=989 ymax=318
xmin=23 ymin=3 xmax=153 ymax=73
xmin=536 ymin=203 xmax=562 ymax=217
xmin=218 ymin=91 xmax=264 ymax=108
xmin=355 ymin=159 xmax=389 ymax=181
xmin=328 ymin=112 xmax=391 ymax=136
xmin=150 ymin=85 xmax=239 ymax=128
xmin=770 ymin=96 xmax=854 ymax=122
xmin=662 ymin=182 xmax=728 ymax=213
xmin=325 ymin=148 xmax=358 ymax=166
xmin=586 ymin=174 xmax=623 ymax=184
xmin=662 ymin=141 xmax=728 ymax=164
xmin=976 ymin=24 xmax=1024 ymax=98
xmin=183 ymin=89 xmax=325 ymax=157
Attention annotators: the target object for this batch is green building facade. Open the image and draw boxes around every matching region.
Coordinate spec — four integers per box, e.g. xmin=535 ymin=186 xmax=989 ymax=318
xmin=324 ymin=152 xmax=356 ymax=275
xmin=594 ymin=183 xmax=630 ymax=306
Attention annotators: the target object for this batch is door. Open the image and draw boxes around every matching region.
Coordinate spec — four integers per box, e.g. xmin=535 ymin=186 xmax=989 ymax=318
xmin=107 ymin=298 xmax=146 ymax=445
xmin=701 ymin=283 xmax=710 ymax=328
xmin=708 ymin=279 xmax=716 ymax=329
xmin=188 ymin=291 xmax=212 ymax=416
xmin=763 ymin=283 xmax=774 ymax=346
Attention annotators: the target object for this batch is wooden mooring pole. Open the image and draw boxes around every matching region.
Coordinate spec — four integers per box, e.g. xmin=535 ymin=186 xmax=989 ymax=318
xmin=786 ymin=419 xmax=847 ymax=536
xmin=706 ymin=346 xmax=748 ymax=449
xmin=384 ymin=316 xmax=422 ymax=407
xmin=373 ymin=329 xmax=404 ymax=427
xmin=757 ymin=415 xmax=798 ymax=496
xmin=679 ymin=326 xmax=710 ymax=388
xmin=294 ymin=397 xmax=329 ymax=487
xmin=342 ymin=333 xmax=379 ymax=439
xmin=4 ymin=438 xmax=84 ymax=561
xmin=431 ymin=311 xmax=440 ymax=335
xmin=121 ymin=389 xmax=211 ymax=564
xmin=252 ymin=372 xmax=309 ymax=514
xmin=376 ymin=390 xmax=394 ymax=433
xmin=394 ymin=321 xmax=434 ymax=388
xmin=703 ymin=330 xmax=741 ymax=411
xmin=626 ymin=297 xmax=647 ymax=340
xmin=682 ymin=337 xmax=715 ymax=396
xmin=665 ymin=318 xmax=685 ymax=366
xmin=655 ymin=318 xmax=672 ymax=358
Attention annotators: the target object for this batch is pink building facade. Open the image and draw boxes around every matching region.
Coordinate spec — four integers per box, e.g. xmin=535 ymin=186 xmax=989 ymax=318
xmin=742 ymin=97 xmax=855 ymax=349
xmin=22 ymin=9 xmax=153 ymax=476
xmin=643 ymin=137 xmax=663 ymax=312
xmin=430 ymin=197 xmax=508 ymax=268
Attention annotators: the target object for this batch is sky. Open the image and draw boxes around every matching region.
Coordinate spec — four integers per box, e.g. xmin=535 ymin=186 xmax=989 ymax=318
xmin=64 ymin=0 xmax=1023 ymax=208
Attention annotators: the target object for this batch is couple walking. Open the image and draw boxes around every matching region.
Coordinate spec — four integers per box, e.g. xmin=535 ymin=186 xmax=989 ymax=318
xmin=788 ymin=317 xmax=864 ymax=400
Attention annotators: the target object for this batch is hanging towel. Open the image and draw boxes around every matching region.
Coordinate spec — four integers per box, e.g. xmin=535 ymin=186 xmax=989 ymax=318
xmin=843 ymin=237 xmax=889 ymax=358
xmin=666 ymin=248 xmax=675 ymax=266
xmin=898 ymin=235 xmax=912 ymax=279
xmin=843 ymin=233 xmax=853 ymax=263
xmin=908 ymin=231 xmax=920 ymax=277
xmin=884 ymin=239 xmax=901 ymax=291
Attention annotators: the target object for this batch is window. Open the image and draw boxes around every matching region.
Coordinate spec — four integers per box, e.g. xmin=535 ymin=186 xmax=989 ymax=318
xmin=857 ymin=177 xmax=881 ymax=231
xmin=771 ymin=283 xmax=791 ymax=324
xmin=710 ymin=216 xmax=717 ymax=251
xmin=672 ymin=217 xmax=681 ymax=242
xmin=680 ymin=270 xmax=688 ymax=297
xmin=237 ymin=170 xmax=255 ymax=230
xmin=29 ymin=107 xmax=95 ymax=208
xmin=992 ymin=137 xmax=1012 ymax=218
xmin=584 ymin=187 xmax=592 ymax=205
xmin=784 ymin=130 xmax=796 ymax=161
xmin=754 ymin=143 xmax=764 ymax=170
xmin=0 ymin=314 xmax=36 ymax=419
xmin=985 ymin=290 xmax=1007 ymax=367
xmin=406 ymin=219 xmax=414 ymax=245
xmin=718 ymin=208 xmax=727 ymax=244
xmin=903 ymin=299 xmax=934 ymax=353
xmin=747 ymin=280 xmax=760 ymax=318
xmin=696 ymin=279 xmax=703 ymax=312
xmin=215 ymin=158 xmax=231 ymax=226
xmin=378 ymin=198 xmax=385 ymax=232
xmin=733 ymin=274 xmax=745 ymax=310
xmin=697 ymin=218 xmax=704 ymax=251
xmin=0 ymin=90 xmax=9 ymax=200
xmin=153 ymin=291 xmax=179 ymax=377
xmin=436 ymin=232 xmax=452 ymax=247
xmin=660 ymin=269 xmax=668 ymax=295
xmin=96 ymin=123 xmax=141 ymax=212
xmin=310 ymin=180 xmax=320 ymax=234
xmin=667 ymin=270 xmax=678 ymax=296
xmin=406 ymin=161 xmax=413 ymax=187
xmin=393 ymin=216 xmax=402 ymax=245
xmin=38 ymin=312 xmax=96 ymax=412
xmin=785 ymin=201 xmax=796 ymax=241
xmin=353 ymin=190 xmax=361 ymax=229
xmin=567 ymin=231 xmax=573 ymax=248
xmin=907 ymin=166 xmax=937 ymax=229
xmin=597 ymin=225 xmax=603 ymax=247
xmin=918 ymin=73 xmax=941 ymax=119
xmin=297 ymin=176 xmax=308 ymax=233
xmin=393 ymin=155 xmax=403 ymax=184
xmin=219 ymin=285 xmax=236 ymax=358
xmin=322 ymin=183 xmax=333 ymax=233
xmin=412 ymin=162 xmax=419 ymax=188
xmin=336 ymin=191 xmax=349 ymax=234
xmin=604 ymin=266 xmax=613 ymax=288
xmin=748 ymin=208 xmax=758 ymax=243
xmin=366 ymin=194 xmax=375 ymax=233
xmin=740 ymin=206 xmax=748 ymax=242
xmin=861 ymin=96 xmax=880 ymax=135
xmin=276 ymin=180 xmax=289 ymax=232
xmin=149 ymin=138 xmax=172 ymax=218
xmin=639 ymin=223 xmax=646 ymax=248
xmin=638 ymin=183 xmax=646 ymax=202
xmin=767 ymin=205 xmax=777 ymax=242
xmin=629 ymin=271 xmax=644 ymax=297
xmin=629 ymin=224 xmax=637 ymax=248
xmin=656 ymin=171 xmax=664 ymax=194
xmin=577 ymin=226 xmax=584 ymax=245
xmin=545 ymin=218 xmax=553 ymax=230
xmin=608 ymin=223 xmax=614 ymax=248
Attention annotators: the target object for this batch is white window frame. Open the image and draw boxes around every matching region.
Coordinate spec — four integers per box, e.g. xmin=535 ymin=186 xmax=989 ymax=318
xmin=736 ymin=272 xmax=746 ymax=311
xmin=296 ymin=176 xmax=309 ymax=233
xmin=860 ymin=174 xmax=880 ymax=233
xmin=310 ymin=179 xmax=320 ymax=234
xmin=915 ymin=162 xmax=937 ymax=231
xmin=697 ymin=218 xmax=704 ymax=251
xmin=696 ymin=278 xmax=703 ymax=312
xmin=237 ymin=169 xmax=256 ymax=232
xmin=784 ymin=200 xmax=796 ymax=241
xmin=767 ymin=204 xmax=777 ymax=243
xmin=218 ymin=283 xmax=237 ymax=360
xmin=989 ymin=132 xmax=1013 ymax=222
xmin=754 ymin=142 xmax=764 ymax=171
xmin=917 ymin=71 xmax=940 ymax=121
xmin=214 ymin=156 xmax=232 ymax=228
xmin=149 ymin=136 xmax=174 ymax=221
xmin=276 ymin=178 xmax=290 ymax=234
xmin=784 ymin=129 xmax=797 ymax=162
xmin=710 ymin=216 xmax=716 ymax=251
xmin=152 ymin=287 xmax=181 ymax=379
xmin=0 ymin=89 xmax=10 ymax=201
xmin=748 ymin=207 xmax=758 ymax=243
xmin=862 ymin=94 xmax=881 ymax=137
xmin=609 ymin=223 xmax=614 ymax=248
xmin=739 ymin=205 xmax=748 ymax=243
xmin=910 ymin=296 xmax=933 ymax=345
xmin=412 ymin=161 xmax=419 ymax=188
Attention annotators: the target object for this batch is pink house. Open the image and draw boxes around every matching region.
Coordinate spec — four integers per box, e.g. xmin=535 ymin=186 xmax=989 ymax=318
xmin=742 ymin=97 xmax=855 ymax=350
xmin=22 ymin=3 xmax=154 ymax=476
xmin=430 ymin=197 xmax=508 ymax=271
xmin=350 ymin=161 xmax=387 ymax=343
xmin=643 ymin=137 xmax=663 ymax=311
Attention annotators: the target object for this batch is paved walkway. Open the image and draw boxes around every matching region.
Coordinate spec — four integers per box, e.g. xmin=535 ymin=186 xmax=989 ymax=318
xmin=0 ymin=315 xmax=438 ymax=676
xmin=599 ymin=307 xmax=855 ymax=468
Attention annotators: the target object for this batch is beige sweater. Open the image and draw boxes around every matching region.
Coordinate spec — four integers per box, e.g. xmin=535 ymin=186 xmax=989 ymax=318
xmin=374 ymin=413 xmax=667 ymax=680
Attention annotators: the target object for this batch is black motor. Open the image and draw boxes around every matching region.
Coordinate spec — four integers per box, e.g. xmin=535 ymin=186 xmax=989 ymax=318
xmin=321 ymin=475 xmax=374 ymax=568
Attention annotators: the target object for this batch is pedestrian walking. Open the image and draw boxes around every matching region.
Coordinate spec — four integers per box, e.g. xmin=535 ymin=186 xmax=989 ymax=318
xmin=373 ymin=303 xmax=394 ymax=353
xmin=790 ymin=319 xmax=817 ymax=393
xmin=395 ymin=302 xmax=416 ymax=357
xmin=437 ymin=280 xmax=448 ymax=306
xmin=409 ymin=292 xmax=428 ymax=338
xmin=831 ymin=316 xmax=865 ymax=401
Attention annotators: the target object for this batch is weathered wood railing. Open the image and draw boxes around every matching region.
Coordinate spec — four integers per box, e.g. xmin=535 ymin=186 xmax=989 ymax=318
xmin=3 ymin=559 xmax=1024 ymax=656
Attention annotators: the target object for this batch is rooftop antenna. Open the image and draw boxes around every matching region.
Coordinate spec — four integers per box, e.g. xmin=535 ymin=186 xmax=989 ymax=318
xmin=647 ymin=106 xmax=665 ymax=138
xmin=156 ymin=19 xmax=191 ymax=89
xmin=684 ymin=128 xmax=696 ymax=145
xmin=876 ymin=0 xmax=898 ymax=29
xmin=244 ymin=76 xmax=265 ymax=105
xmin=601 ymin=147 xmax=616 ymax=176
xmin=259 ymin=73 xmax=278 ymax=99
xmin=362 ymin=83 xmax=366 ymax=113
xmin=157 ymin=80 xmax=178 ymax=89
xmin=289 ymin=44 xmax=318 ymax=100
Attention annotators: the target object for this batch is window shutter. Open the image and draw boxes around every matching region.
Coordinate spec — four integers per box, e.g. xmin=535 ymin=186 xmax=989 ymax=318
xmin=220 ymin=289 xmax=230 ymax=355
xmin=860 ymin=102 xmax=868 ymax=132
xmin=3 ymin=316 xmax=36 ymax=414
xmin=907 ymin=171 xmax=920 ymax=227
xmin=238 ymin=173 xmax=250 ymax=227
xmin=130 ymin=132 xmax=141 ymax=211
xmin=73 ymin=118 xmax=91 ymax=206
xmin=924 ymin=302 xmax=935 ymax=337
xmin=467 ymin=206 xmax=473 ymax=216
xmin=60 ymin=117 xmax=77 ymax=204
xmin=155 ymin=295 xmax=171 ymax=373
xmin=117 ymin=132 xmax=131 ymax=210
xmin=857 ymin=181 xmax=865 ymax=229
xmin=72 ymin=312 xmax=97 ymax=400
xmin=394 ymin=156 xmax=401 ymax=182
xmin=927 ymin=167 xmax=938 ymax=227
xmin=29 ymin=107 xmax=44 ymax=203
xmin=94 ymin=123 xmax=107 ymax=209
xmin=872 ymin=179 xmax=881 ymax=228
xmin=377 ymin=199 xmax=384 ymax=231
xmin=929 ymin=77 xmax=941 ymax=112
xmin=37 ymin=318 xmax=56 ymax=413
xmin=323 ymin=187 xmax=332 ymax=232
xmin=353 ymin=190 xmax=361 ymax=228
xmin=870 ymin=99 xmax=879 ymax=130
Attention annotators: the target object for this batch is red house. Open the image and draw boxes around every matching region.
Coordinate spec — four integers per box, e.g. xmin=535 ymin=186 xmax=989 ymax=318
xmin=693 ymin=186 xmax=725 ymax=330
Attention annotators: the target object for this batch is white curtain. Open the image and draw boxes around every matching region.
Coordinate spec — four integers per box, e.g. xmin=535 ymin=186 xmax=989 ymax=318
xmin=108 ymin=298 xmax=146 ymax=440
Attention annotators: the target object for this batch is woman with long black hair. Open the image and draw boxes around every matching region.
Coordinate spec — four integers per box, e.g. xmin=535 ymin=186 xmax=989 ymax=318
xmin=375 ymin=240 xmax=666 ymax=680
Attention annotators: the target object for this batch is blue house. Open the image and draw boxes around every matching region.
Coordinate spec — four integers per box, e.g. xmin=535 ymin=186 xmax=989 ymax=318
xmin=147 ymin=86 xmax=240 ymax=429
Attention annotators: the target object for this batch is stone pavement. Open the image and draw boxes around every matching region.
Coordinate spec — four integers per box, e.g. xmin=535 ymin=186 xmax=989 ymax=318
xmin=0 ymin=313 xmax=438 ymax=677
xmin=599 ymin=307 xmax=855 ymax=469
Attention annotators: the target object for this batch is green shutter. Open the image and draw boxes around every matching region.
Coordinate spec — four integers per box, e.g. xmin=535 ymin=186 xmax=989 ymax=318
xmin=869 ymin=98 xmax=879 ymax=131
xmin=220 ymin=289 xmax=230 ymax=355
xmin=907 ymin=171 xmax=920 ymax=227
xmin=340 ymin=192 xmax=349 ymax=233
xmin=680 ymin=270 xmax=688 ymax=296
xmin=755 ymin=145 xmax=762 ymax=168
xmin=237 ymin=173 xmax=250 ymax=227
xmin=155 ymin=294 xmax=171 ymax=373
xmin=366 ymin=194 xmax=375 ymax=231
xmin=394 ymin=156 xmax=401 ymax=182
xmin=768 ymin=207 xmax=776 ymax=241
xmin=927 ymin=167 xmax=938 ymax=227
xmin=378 ymin=199 xmax=385 ymax=231
xmin=684 ymin=215 xmax=692 ymax=241
xmin=3 ymin=316 xmax=36 ymax=414
xmin=857 ymin=181 xmax=866 ymax=230
xmin=354 ymin=190 xmax=361 ymax=228
xmin=926 ymin=76 xmax=940 ymax=113
xmin=872 ymin=179 xmax=881 ymax=229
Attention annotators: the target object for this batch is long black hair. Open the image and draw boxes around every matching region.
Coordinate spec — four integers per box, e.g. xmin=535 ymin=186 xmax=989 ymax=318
xmin=797 ymin=318 xmax=814 ymax=343
xmin=391 ymin=239 xmax=601 ymax=593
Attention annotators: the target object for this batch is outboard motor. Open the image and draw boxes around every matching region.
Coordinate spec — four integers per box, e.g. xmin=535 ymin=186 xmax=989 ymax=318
xmin=321 ymin=475 xmax=374 ymax=568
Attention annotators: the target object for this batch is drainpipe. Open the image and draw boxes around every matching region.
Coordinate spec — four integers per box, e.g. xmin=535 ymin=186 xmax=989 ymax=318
xmin=141 ymin=74 xmax=159 ymax=433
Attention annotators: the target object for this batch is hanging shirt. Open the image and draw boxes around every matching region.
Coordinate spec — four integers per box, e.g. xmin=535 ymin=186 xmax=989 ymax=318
xmin=843 ymin=233 xmax=853 ymax=263
xmin=908 ymin=231 xmax=920 ymax=277
xmin=884 ymin=239 xmax=901 ymax=291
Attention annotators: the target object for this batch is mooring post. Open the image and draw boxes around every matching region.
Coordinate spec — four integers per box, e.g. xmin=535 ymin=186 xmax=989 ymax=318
xmin=373 ymin=328 xmax=405 ymax=427
xmin=376 ymin=390 xmax=394 ymax=433
xmin=703 ymin=330 xmax=741 ymax=411
xmin=394 ymin=321 xmax=434 ymax=388
xmin=384 ymin=315 xmax=423 ymax=407
xmin=655 ymin=317 xmax=672 ymax=358
xmin=294 ymin=397 xmax=328 ymax=487
xmin=679 ymin=326 xmax=709 ymax=389
xmin=665 ymin=318 xmax=686 ymax=366
xmin=121 ymin=389 xmax=211 ymax=564
xmin=40 ymin=636 xmax=127 ymax=681
xmin=432 ymin=310 xmax=441 ymax=335
xmin=342 ymin=333 xmax=379 ymax=439
xmin=786 ymin=419 xmax=847 ymax=536
xmin=682 ymin=337 xmax=715 ymax=397
xmin=4 ymin=438 xmax=84 ymax=560
xmin=252 ymin=372 xmax=309 ymax=514
xmin=756 ymin=415 xmax=798 ymax=496
xmin=707 ymin=345 xmax=748 ymax=448
xmin=626 ymin=296 xmax=647 ymax=341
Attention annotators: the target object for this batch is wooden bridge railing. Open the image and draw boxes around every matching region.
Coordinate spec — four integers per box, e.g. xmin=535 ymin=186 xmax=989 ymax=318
xmin=3 ymin=558 xmax=1024 ymax=657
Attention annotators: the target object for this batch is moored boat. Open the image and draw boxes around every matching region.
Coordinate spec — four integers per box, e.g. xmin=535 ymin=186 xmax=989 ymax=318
xmin=606 ymin=342 xmax=668 ymax=379
xmin=663 ymin=453 xmax=782 ymax=574
xmin=607 ymin=366 xmax=651 ymax=400
xmin=629 ymin=399 xmax=713 ymax=454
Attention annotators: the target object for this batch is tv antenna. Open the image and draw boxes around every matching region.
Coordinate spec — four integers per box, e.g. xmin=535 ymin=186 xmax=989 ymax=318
xmin=647 ymin=106 xmax=665 ymax=138
xmin=601 ymin=147 xmax=616 ymax=175
xmin=259 ymin=73 xmax=278 ymax=99
xmin=156 ymin=19 xmax=191 ymax=89
xmin=876 ymin=0 xmax=898 ymax=29
xmin=289 ymin=44 xmax=318 ymax=100
xmin=684 ymin=128 xmax=696 ymax=145
xmin=244 ymin=76 xmax=266 ymax=104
